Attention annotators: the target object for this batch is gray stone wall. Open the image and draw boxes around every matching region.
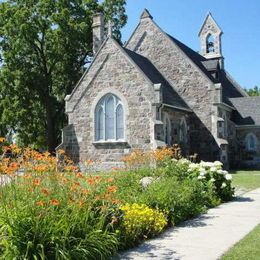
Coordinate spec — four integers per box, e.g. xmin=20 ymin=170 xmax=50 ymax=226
xmin=126 ymin=17 xmax=219 ymax=161
xmin=63 ymin=38 xmax=156 ymax=166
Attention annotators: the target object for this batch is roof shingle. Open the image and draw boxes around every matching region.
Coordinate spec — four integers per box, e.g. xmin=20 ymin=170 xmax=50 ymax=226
xmin=229 ymin=97 xmax=260 ymax=126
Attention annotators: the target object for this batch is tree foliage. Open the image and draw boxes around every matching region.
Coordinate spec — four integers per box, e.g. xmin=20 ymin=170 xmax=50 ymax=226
xmin=0 ymin=0 xmax=127 ymax=151
xmin=245 ymin=86 xmax=260 ymax=97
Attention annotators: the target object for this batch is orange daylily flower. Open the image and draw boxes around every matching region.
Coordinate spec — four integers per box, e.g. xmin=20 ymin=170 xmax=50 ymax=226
xmin=32 ymin=178 xmax=41 ymax=186
xmin=76 ymin=172 xmax=84 ymax=178
xmin=111 ymin=199 xmax=121 ymax=204
xmin=41 ymin=188 xmax=50 ymax=196
xmin=87 ymin=178 xmax=96 ymax=185
xmin=107 ymin=177 xmax=114 ymax=183
xmin=81 ymin=188 xmax=89 ymax=195
xmin=107 ymin=185 xmax=118 ymax=193
xmin=50 ymin=199 xmax=60 ymax=206
xmin=23 ymin=174 xmax=32 ymax=179
xmin=36 ymin=201 xmax=45 ymax=207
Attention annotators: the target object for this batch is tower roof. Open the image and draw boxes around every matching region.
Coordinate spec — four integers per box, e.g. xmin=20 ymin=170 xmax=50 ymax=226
xmin=140 ymin=8 xmax=153 ymax=20
xmin=198 ymin=12 xmax=223 ymax=36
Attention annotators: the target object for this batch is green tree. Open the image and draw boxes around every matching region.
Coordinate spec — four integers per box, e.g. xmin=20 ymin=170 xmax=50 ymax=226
xmin=245 ymin=86 xmax=260 ymax=96
xmin=0 ymin=0 xmax=127 ymax=151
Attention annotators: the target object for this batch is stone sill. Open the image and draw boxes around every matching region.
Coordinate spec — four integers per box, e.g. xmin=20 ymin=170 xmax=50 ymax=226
xmin=92 ymin=141 xmax=130 ymax=149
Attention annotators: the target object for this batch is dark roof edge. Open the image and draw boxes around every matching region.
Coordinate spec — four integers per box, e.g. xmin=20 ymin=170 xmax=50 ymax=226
xmin=163 ymin=103 xmax=193 ymax=112
xmin=225 ymin=71 xmax=248 ymax=97
xmin=150 ymin=19 xmax=216 ymax=85
xmin=235 ymin=125 xmax=260 ymax=129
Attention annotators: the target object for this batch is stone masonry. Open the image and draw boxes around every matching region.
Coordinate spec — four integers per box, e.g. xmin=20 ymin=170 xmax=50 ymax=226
xmin=58 ymin=9 xmax=260 ymax=170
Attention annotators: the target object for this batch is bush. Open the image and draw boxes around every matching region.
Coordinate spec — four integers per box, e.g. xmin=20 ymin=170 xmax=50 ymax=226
xmin=187 ymin=161 xmax=234 ymax=201
xmin=0 ymin=172 xmax=120 ymax=259
xmin=0 ymin=140 xmax=235 ymax=257
xmin=118 ymin=203 xmax=167 ymax=248
xmin=138 ymin=177 xmax=213 ymax=225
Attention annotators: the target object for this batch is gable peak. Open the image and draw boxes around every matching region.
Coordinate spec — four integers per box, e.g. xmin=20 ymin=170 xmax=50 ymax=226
xmin=198 ymin=12 xmax=222 ymax=36
xmin=140 ymin=8 xmax=153 ymax=20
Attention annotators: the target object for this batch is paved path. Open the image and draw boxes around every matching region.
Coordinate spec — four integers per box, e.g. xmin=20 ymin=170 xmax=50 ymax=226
xmin=118 ymin=189 xmax=260 ymax=260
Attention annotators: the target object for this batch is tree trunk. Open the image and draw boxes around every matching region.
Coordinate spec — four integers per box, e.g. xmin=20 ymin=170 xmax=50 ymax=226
xmin=46 ymin=98 xmax=57 ymax=153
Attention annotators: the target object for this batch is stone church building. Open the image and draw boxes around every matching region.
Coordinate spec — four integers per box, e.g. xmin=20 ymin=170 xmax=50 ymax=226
xmin=58 ymin=9 xmax=260 ymax=169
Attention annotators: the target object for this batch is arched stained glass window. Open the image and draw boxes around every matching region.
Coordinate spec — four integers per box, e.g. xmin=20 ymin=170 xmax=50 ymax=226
xmin=163 ymin=113 xmax=171 ymax=146
xmin=116 ymin=104 xmax=124 ymax=140
xmin=96 ymin=107 xmax=104 ymax=140
xmin=180 ymin=117 xmax=187 ymax=143
xmin=245 ymin=133 xmax=258 ymax=151
xmin=95 ymin=94 xmax=124 ymax=141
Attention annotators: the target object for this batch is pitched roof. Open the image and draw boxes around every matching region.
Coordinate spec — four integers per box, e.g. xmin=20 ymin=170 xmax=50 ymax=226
xmin=123 ymin=48 xmax=190 ymax=110
xmin=166 ymin=35 xmax=246 ymax=106
xmin=167 ymin=34 xmax=216 ymax=82
xmin=229 ymin=97 xmax=260 ymax=126
xmin=220 ymin=71 xmax=247 ymax=105
xmin=201 ymin=59 xmax=219 ymax=71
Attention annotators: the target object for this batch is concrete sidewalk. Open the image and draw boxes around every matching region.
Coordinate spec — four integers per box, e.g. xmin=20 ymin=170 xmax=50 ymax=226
xmin=118 ymin=189 xmax=260 ymax=260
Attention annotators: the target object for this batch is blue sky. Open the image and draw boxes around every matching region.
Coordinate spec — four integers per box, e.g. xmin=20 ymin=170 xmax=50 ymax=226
xmin=121 ymin=0 xmax=260 ymax=89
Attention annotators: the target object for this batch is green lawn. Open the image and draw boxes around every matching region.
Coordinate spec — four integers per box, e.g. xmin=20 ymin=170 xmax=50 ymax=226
xmin=222 ymin=225 xmax=260 ymax=260
xmin=231 ymin=170 xmax=260 ymax=191
xmin=221 ymin=171 xmax=260 ymax=260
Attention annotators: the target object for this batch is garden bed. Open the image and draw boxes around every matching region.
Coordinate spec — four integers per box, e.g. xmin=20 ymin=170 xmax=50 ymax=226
xmin=0 ymin=140 xmax=234 ymax=259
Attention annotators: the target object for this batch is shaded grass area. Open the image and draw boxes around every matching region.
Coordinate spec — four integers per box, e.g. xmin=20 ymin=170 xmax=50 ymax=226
xmin=231 ymin=170 xmax=260 ymax=191
xmin=222 ymin=225 xmax=260 ymax=260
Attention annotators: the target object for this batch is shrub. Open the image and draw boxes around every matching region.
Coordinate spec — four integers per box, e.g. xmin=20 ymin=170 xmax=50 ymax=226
xmin=118 ymin=203 xmax=167 ymax=248
xmin=138 ymin=177 xmax=213 ymax=225
xmin=187 ymin=161 xmax=234 ymax=201
xmin=0 ymin=140 xmax=235 ymax=257
xmin=0 ymin=171 xmax=120 ymax=259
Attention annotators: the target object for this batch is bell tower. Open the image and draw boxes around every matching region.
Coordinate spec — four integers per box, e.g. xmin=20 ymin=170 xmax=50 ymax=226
xmin=199 ymin=12 xmax=224 ymax=69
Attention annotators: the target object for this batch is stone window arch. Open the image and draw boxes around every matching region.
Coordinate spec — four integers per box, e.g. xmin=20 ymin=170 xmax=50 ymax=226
xmin=95 ymin=93 xmax=124 ymax=141
xmin=206 ymin=33 xmax=215 ymax=53
xmin=245 ymin=133 xmax=258 ymax=151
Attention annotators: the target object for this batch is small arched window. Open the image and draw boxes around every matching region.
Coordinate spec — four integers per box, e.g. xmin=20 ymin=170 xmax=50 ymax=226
xmin=206 ymin=34 xmax=215 ymax=53
xmin=163 ymin=113 xmax=171 ymax=145
xmin=95 ymin=94 xmax=124 ymax=141
xmin=245 ymin=133 xmax=258 ymax=151
xmin=180 ymin=117 xmax=187 ymax=143
xmin=223 ymin=113 xmax=228 ymax=138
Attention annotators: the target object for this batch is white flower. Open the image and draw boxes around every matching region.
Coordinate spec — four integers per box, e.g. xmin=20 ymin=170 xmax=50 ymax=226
xmin=217 ymin=169 xmax=224 ymax=175
xmin=225 ymin=174 xmax=232 ymax=180
xmin=222 ymin=170 xmax=228 ymax=175
xmin=210 ymin=178 xmax=215 ymax=182
xmin=189 ymin=163 xmax=199 ymax=169
xmin=221 ymin=182 xmax=227 ymax=188
xmin=199 ymin=167 xmax=206 ymax=172
xmin=198 ymin=175 xmax=206 ymax=180
xmin=210 ymin=166 xmax=217 ymax=172
xmin=179 ymin=158 xmax=190 ymax=164
xmin=199 ymin=171 xmax=207 ymax=176
xmin=200 ymin=161 xmax=214 ymax=168
xmin=213 ymin=161 xmax=223 ymax=167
